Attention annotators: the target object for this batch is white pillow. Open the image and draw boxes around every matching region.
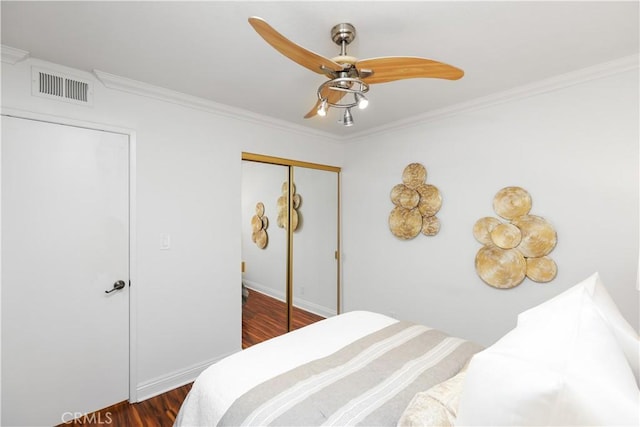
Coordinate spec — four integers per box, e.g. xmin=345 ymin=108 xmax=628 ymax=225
xmin=518 ymin=272 xmax=640 ymax=385
xmin=455 ymin=276 xmax=640 ymax=426
xmin=397 ymin=367 xmax=467 ymax=427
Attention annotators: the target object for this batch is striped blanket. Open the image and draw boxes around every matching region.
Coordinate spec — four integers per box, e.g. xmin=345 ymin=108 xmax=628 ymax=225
xmin=219 ymin=321 xmax=482 ymax=426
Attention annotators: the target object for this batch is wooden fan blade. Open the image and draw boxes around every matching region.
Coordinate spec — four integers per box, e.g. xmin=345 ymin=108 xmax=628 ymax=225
xmin=357 ymin=56 xmax=464 ymax=84
xmin=304 ymin=87 xmax=348 ymax=119
xmin=249 ymin=17 xmax=343 ymax=75
xmin=304 ymin=100 xmax=323 ymax=119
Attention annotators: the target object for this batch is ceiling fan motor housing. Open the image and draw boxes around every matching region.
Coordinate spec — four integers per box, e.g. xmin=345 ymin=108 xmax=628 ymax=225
xmin=331 ymin=23 xmax=356 ymax=46
xmin=330 ymin=23 xmax=359 ymax=73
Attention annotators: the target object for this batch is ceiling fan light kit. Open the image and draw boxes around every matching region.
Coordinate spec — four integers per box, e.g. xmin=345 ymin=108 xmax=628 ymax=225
xmin=248 ymin=16 xmax=464 ymax=127
xmin=317 ymin=76 xmax=370 ymax=117
xmin=342 ymin=108 xmax=354 ymax=127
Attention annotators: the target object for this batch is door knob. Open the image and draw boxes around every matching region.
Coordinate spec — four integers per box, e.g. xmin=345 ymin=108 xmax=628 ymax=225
xmin=105 ymin=280 xmax=126 ymax=294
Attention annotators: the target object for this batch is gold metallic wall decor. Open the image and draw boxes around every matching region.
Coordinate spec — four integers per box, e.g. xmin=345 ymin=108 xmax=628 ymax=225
xmin=389 ymin=163 xmax=442 ymax=239
xmin=251 ymin=202 xmax=269 ymax=249
xmin=473 ymin=186 xmax=557 ymax=288
xmin=276 ymin=182 xmax=301 ymax=231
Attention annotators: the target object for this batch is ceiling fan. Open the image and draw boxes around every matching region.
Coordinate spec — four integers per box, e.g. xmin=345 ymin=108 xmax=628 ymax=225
xmin=248 ymin=16 xmax=464 ymax=126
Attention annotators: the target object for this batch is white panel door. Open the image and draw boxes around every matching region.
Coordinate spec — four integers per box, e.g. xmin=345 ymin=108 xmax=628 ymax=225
xmin=1 ymin=116 xmax=129 ymax=426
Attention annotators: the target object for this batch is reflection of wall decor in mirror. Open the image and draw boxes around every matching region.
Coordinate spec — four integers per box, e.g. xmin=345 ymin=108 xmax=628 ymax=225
xmin=389 ymin=163 xmax=442 ymax=239
xmin=277 ymin=181 xmax=301 ymax=231
xmin=473 ymin=186 xmax=557 ymax=289
xmin=251 ymin=202 xmax=269 ymax=249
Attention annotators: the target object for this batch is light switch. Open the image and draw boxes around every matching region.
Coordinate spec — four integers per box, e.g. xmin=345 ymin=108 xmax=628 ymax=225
xmin=160 ymin=233 xmax=171 ymax=250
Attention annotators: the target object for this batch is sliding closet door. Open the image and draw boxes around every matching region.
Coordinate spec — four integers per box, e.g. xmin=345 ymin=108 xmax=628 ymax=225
xmin=291 ymin=166 xmax=339 ymax=328
xmin=241 ymin=161 xmax=289 ymax=346
xmin=241 ymin=153 xmax=340 ymax=345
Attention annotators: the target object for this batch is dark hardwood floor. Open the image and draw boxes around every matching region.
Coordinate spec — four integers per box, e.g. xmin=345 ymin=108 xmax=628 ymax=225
xmin=242 ymin=288 xmax=325 ymax=348
xmin=57 ymin=383 xmax=192 ymax=427
xmin=61 ymin=290 xmax=324 ymax=426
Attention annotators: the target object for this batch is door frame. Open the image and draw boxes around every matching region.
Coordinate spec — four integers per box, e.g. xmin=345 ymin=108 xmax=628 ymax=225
xmin=0 ymin=107 xmax=139 ymax=402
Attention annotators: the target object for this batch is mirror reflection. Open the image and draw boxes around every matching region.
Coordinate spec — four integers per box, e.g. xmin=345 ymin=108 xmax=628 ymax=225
xmin=291 ymin=166 xmax=339 ymax=329
xmin=241 ymin=156 xmax=340 ymax=348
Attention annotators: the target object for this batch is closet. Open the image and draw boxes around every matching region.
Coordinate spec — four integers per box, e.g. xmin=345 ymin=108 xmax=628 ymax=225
xmin=241 ymin=153 xmax=340 ymax=347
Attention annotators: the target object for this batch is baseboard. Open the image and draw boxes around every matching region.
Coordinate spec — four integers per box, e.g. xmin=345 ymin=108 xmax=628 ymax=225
xmin=294 ymin=298 xmax=337 ymax=319
xmin=243 ymin=280 xmax=336 ymax=318
xmin=243 ymin=279 xmax=286 ymax=302
xmin=134 ymin=350 xmax=237 ymax=402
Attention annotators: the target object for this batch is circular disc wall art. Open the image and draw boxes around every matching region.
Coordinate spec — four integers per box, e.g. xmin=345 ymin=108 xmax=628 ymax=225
xmin=421 ymin=215 xmax=441 ymax=236
xmin=473 ymin=187 xmax=557 ymax=288
xmin=526 ymin=256 xmax=558 ymax=282
xmin=389 ymin=206 xmax=422 ymax=240
xmin=416 ymin=184 xmax=442 ymax=217
xmin=290 ymin=209 xmax=299 ymax=231
xmin=277 ymin=181 xmax=301 ymax=231
xmin=475 ymin=246 xmax=527 ymax=289
xmin=281 ymin=181 xmax=296 ymax=194
xmin=293 ymin=194 xmax=301 ymax=209
xmin=402 ymin=163 xmax=427 ymax=189
xmin=255 ymin=202 xmax=265 ymax=217
xmin=473 ymin=217 xmax=502 ymax=246
xmin=493 ymin=186 xmax=532 ymax=220
xmin=250 ymin=202 xmax=269 ymax=249
xmin=389 ymin=163 xmax=442 ymax=239
xmin=253 ymin=229 xmax=268 ymax=249
xmin=510 ymin=215 xmax=557 ymax=258
xmin=490 ymin=223 xmax=522 ymax=249
xmin=390 ymin=184 xmax=420 ymax=209
xmin=251 ymin=215 xmax=263 ymax=232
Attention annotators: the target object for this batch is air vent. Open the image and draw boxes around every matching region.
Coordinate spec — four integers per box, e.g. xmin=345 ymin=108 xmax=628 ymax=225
xmin=32 ymin=67 xmax=93 ymax=105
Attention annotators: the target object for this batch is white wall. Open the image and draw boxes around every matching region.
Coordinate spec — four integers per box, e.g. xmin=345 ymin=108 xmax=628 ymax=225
xmin=1 ymin=57 xmax=344 ymax=399
xmin=342 ymin=68 xmax=639 ymax=346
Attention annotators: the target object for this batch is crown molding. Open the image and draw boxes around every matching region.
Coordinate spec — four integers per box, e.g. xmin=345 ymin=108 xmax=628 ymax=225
xmin=347 ymin=53 xmax=640 ymax=142
xmin=14 ymin=50 xmax=635 ymax=144
xmin=1 ymin=45 xmax=30 ymax=64
xmin=93 ymin=69 xmax=341 ymax=141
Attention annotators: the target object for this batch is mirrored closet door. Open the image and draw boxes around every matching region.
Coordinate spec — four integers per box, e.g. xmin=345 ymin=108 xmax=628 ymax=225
xmin=291 ymin=166 xmax=339 ymax=329
xmin=241 ymin=153 xmax=340 ymax=348
xmin=241 ymin=160 xmax=289 ymax=347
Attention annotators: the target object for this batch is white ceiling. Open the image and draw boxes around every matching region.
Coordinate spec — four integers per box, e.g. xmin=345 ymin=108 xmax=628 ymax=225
xmin=1 ymin=1 xmax=638 ymax=137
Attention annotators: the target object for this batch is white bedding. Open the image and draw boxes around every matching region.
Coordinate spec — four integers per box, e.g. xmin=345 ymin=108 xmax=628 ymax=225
xmin=175 ymin=274 xmax=639 ymax=426
xmin=175 ymin=311 xmax=398 ymax=426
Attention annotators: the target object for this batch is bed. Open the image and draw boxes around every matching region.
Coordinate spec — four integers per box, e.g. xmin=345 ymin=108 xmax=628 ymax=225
xmin=175 ymin=273 xmax=639 ymax=426
xmin=174 ymin=311 xmax=482 ymax=426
